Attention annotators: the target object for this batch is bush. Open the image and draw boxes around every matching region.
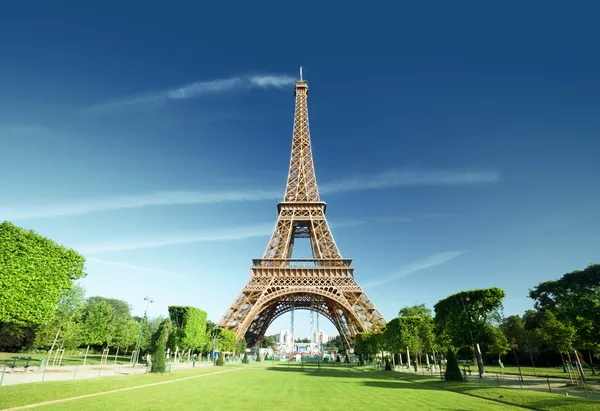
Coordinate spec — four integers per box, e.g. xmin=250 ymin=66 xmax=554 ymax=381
xmin=151 ymin=319 xmax=171 ymax=373
xmin=344 ymin=354 xmax=350 ymax=363
xmin=444 ymin=349 xmax=463 ymax=381
xmin=216 ymin=352 xmax=224 ymax=366
xmin=336 ymin=355 xmax=341 ymax=362
xmin=256 ymin=352 xmax=261 ymax=362
xmin=323 ymin=356 xmax=329 ymax=363
xmin=385 ymin=357 xmax=392 ymax=371
xmin=242 ymin=352 xmax=249 ymax=364
xmin=358 ymin=355 xmax=365 ymax=366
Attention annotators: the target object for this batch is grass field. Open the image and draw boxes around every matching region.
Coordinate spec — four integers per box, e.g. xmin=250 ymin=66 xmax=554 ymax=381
xmin=1 ymin=362 xmax=599 ymax=410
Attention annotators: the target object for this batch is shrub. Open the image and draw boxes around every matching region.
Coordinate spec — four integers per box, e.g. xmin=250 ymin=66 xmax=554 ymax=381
xmin=256 ymin=352 xmax=261 ymax=362
xmin=242 ymin=352 xmax=249 ymax=364
xmin=151 ymin=319 xmax=171 ymax=373
xmin=385 ymin=357 xmax=392 ymax=371
xmin=444 ymin=349 xmax=463 ymax=381
xmin=344 ymin=354 xmax=350 ymax=363
xmin=216 ymin=352 xmax=224 ymax=366
xmin=336 ymin=355 xmax=341 ymax=362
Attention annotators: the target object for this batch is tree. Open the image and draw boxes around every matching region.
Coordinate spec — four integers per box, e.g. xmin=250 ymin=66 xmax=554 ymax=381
xmin=444 ymin=348 xmax=463 ymax=381
xmin=434 ymin=287 xmax=506 ymax=377
xmin=529 ymin=263 xmax=600 ymax=372
xmin=168 ymin=306 xmax=208 ymax=353
xmin=216 ymin=351 xmax=224 ymax=366
xmin=0 ymin=222 xmax=86 ymax=328
xmin=33 ymin=284 xmax=86 ymax=350
xmin=256 ymin=352 xmax=261 ymax=362
xmin=81 ymin=299 xmax=115 ymax=348
xmin=242 ymin=352 xmax=249 ymax=364
xmin=151 ymin=319 xmax=171 ymax=373
xmin=215 ymin=328 xmax=237 ymax=353
xmin=399 ymin=304 xmax=433 ymax=318
xmin=259 ymin=335 xmax=277 ymax=350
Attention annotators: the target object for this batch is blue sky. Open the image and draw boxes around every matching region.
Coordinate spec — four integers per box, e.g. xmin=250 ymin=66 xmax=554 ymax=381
xmin=1 ymin=1 xmax=599 ymax=338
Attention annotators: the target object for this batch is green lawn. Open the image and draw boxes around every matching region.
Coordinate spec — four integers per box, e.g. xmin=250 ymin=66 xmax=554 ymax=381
xmin=1 ymin=362 xmax=599 ymax=410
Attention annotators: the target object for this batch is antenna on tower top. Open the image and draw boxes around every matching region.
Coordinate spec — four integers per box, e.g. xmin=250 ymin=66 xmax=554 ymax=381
xmin=300 ymin=66 xmax=303 ymax=81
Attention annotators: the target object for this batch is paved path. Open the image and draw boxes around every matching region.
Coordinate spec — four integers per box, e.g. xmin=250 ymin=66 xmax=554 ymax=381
xmin=0 ymin=361 xmax=216 ymax=387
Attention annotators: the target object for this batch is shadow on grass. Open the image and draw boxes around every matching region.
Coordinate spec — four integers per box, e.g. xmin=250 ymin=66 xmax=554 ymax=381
xmin=267 ymin=365 xmax=600 ymax=410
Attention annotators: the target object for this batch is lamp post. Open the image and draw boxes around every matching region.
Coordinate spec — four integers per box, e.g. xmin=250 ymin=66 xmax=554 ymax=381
xmin=132 ymin=296 xmax=154 ymax=368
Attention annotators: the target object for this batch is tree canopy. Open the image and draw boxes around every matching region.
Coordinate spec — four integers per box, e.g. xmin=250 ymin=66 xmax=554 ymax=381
xmin=0 ymin=222 xmax=86 ymax=326
xmin=168 ymin=306 xmax=208 ymax=352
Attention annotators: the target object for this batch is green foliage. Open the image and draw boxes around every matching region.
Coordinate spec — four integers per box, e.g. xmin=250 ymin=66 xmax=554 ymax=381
xmin=536 ymin=310 xmax=575 ymax=353
xmin=384 ymin=316 xmax=435 ymax=360
xmin=259 ymin=335 xmax=277 ymax=349
xmin=444 ymin=349 xmax=463 ymax=381
xmin=216 ymin=351 xmax=224 ymax=366
xmin=399 ymin=304 xmax=432 ymax=318
xmin=151 ymin=319 xmax=171 ymax=373
xmin=81 ymin=299 xmax=114 ymax=347
xmin=32 ymin=284 xmax=86 ymax=350
xmin=529 ymin=263 xmax=600 ymax=353
xmin=322 ymin=335 xmax=343 ymax=352
xmin=434 ymin=287 xmax=506 ymax=350
xmin=255 ymin=352 xmax=261 ymax=362
xmin=213 ymin=328 xmax=237 ymax=352
xmin=355 ymin=331 xmax=383 ymax=358
xmin=168 ymin=306 xmax=208 ymax=352
xmin=0 ymin=222 xmax=86 ymax=326
xmin=242 ymin=352 xmax=249 ymax=364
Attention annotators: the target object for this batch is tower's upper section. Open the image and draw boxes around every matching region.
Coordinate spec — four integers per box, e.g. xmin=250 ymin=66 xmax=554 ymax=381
xmin=282 ymin=67 xmax=321 ymax=203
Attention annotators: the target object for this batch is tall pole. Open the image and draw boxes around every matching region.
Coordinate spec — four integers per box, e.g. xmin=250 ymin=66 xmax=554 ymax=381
xmin=132 ymin=296 xmax=153 ymax=368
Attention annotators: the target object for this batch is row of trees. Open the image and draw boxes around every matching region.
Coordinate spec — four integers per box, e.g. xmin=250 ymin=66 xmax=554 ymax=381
xmin=354 ymin=264 xmax=599 ymax=380
xmin=0 ymin=222 xmax=244 ymax=365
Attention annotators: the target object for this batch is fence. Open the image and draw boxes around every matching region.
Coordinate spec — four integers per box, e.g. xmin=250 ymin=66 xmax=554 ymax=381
xmin=0 ymin=355 xmax=222 ymax=387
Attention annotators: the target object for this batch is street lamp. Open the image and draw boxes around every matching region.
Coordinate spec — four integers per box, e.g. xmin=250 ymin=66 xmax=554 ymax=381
xmin=132 ymin=296 xmax=154 ymax=368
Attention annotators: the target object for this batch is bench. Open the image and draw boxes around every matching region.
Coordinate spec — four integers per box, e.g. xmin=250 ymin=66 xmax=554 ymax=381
xmin=9 ymin=356 xmax=33 ymax=368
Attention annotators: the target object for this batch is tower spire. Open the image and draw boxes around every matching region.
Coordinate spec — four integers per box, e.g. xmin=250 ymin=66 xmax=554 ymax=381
xmin=283 ymin=68 xmax=318 ymax=202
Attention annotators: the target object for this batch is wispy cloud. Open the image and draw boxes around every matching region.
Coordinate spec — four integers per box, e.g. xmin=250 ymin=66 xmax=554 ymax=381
xmin=0 ymin=169 xmax=499 ymax=221
xmin=363 ymin=251 xmax=467 ymax=288
xmin=76 ymin=223 xmax=275 ymax=254
xmin=74 ymin=219 xmax=370 ymax=254
xmin=86 ymin=257 xmax=185 ymax=278
xmin=91 ymin=74 xmax=297 ymax=110
xmin=319 ymin=169 xmax=500 ymax=193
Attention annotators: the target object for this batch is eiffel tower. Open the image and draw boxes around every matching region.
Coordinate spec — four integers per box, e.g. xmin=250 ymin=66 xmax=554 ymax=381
xmin=218 ymin=68 xmax=386 ymax=348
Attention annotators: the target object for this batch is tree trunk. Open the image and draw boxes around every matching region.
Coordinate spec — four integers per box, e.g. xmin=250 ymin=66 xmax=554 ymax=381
xmin=588 ymin=351 xmax=596 ymax=376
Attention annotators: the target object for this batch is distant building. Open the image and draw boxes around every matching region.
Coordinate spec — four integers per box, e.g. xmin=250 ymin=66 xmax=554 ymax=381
xmin=313 ymin=330 xmax=338 ymax=344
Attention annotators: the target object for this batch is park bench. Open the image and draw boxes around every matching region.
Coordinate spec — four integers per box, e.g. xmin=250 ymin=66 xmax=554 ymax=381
xmin=9 ymin=356 xmax=32 ymax=368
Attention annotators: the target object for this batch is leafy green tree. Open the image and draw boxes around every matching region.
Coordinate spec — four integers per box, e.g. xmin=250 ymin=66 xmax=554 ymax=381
xmin=140 ymin=315 xmax=164 ymax=353
xmin=216 ymin=328 xmax=238 ymax=352
xmin=81 ymin=299 xmax=115 ymax=348
xmin=216 ymin=351 xmax=224 ymax=366
xmin=151 ymin=319 xmax=171 ymax=373
xmin=434 ymin=287 xmax=506 ymax=377
xmin=259 ymin=335 xmax=277 ymax=350
xmin=33 ymin=284 xmax=86 ymax=350
xmin=168 ymin=306 xmax=208 ymax=353
xmin=399 ymin=304 xmax=433 ymax=318
xmin=255 ymin=352 xmax=261 ymax=362
xmin=529 ymin=263 xmax=600 ymax=372
xmin=0 ymin=222 xmax=86 ymax=328
xmin=242 ymin=352 xmax=249 ymax=364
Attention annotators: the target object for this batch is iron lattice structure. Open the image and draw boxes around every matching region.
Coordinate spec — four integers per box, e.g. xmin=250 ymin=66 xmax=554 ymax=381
xmin=218 ymin=69 xmax=386 ymax=348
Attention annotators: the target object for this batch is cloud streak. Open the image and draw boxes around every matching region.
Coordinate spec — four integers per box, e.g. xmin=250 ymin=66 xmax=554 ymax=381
xmin=74 ymin=219 xmax=370 ymax=254
xmin=86 ymin=257 xmax=186 ymax=278
xmin=92 ymin=74 xmax=297 ymax=110
xmin=363 ymin=251 xmax=467 ymax=287
xmin=0 ymin=169 xmax=499 ymax=221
